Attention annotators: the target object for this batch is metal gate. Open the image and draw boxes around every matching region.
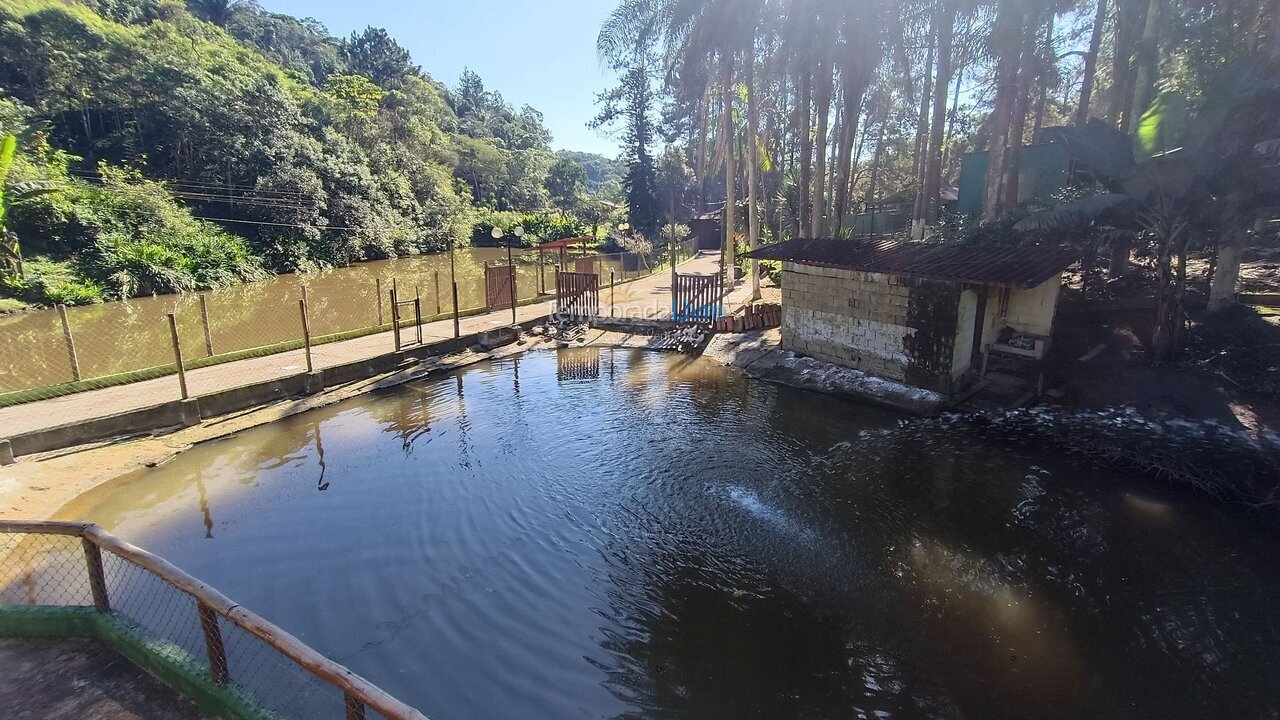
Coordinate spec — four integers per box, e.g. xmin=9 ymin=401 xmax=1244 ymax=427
xmin=390 ymin=289 xmax=423 ymax=350
xmin=672 ymin=273 xmax=723 ymax=324
xmin=485 ymin=264 xmax=515 ymax=310
xmin=556 ymin=271 xmax=599 ymax=319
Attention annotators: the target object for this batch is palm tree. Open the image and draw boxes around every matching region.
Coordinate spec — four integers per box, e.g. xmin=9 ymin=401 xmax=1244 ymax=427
xmin=0 ymin=135 xmax=59 ymax=279
xmin=600 ymin=0 xmax=766 ymax=285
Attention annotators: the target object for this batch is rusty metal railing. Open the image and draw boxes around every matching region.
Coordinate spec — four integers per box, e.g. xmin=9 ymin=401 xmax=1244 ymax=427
xmin=0 ymin=520 xmax=428 ymax=720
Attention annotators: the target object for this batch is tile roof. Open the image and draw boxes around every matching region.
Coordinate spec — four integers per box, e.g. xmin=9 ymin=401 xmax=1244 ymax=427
xmin=742 ymin=238 xmax=1077 ymax=288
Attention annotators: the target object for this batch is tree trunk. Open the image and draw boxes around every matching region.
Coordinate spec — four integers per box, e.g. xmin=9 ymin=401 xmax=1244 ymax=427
xmin=923 ymin=0 xmax=955 ymax=226
xmin=942 ymin=61 xmax=965 ymax=173
xmin=811 ymin=59 xmax=834 ymax=236
xmin=833 ymin=70 xmax=867 ymax=237
xmin=982 ymin=5 xmax=1021 ymax=221
xmin=798 ymin=65 xmax=813 ymax=237
xmin=1129 ymin=0 xmax=1162 ymax=128
xmin=1111 ymin=0 xmax=1146 ymax=130
xmin=1076 ymin=0 xmax=1108 ymax=125
xmin=1150 ymin=228 xmax=1175 ymax=362
xmin=911 ymin=24 xmax=936 ymax=239
xmin=1032 ymin=14 xmax=1054 ymax=140
xmin=1208 ymin=219 xmax=1246 ymax=312
xmin=866 ymin=117 xmax=886 ymax=212
xmin=747 ymin=48 xmax=762 ymax=300
xmin=1109 ymin=235 xmax=1131 ymax=277
xmin=1273 ymin=0 xmax=1280 ymax=59
xmin=696 ymin=78 xmax=711 ymax=211
xmin=722 ymin=54 xmax=737 ymax=284
xmin=1003 ymin=28 xmax=1037 ymax=208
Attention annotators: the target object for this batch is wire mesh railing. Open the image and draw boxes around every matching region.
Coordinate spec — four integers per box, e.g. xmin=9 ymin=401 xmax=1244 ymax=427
xmin=0 ymin=520 xmax=427 ymax=720
xmin=0 ymin=240 xmax=698 ymax=414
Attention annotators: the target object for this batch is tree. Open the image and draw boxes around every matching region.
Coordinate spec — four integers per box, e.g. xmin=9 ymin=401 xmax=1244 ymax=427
xmin=188 ymin=0 xmax=237 ymax=27
xmin=591 ymin=49 xmax=662 ymax=239
xmin=545 ymin=155 xmax=587 ymax=211
xmin=0 ymin=134 xmax=59 ymax=278
xmin=1016 ymin=91 xmax=1280 ymax=360
xmin=341 ymin=27 xmax=418 ymax=89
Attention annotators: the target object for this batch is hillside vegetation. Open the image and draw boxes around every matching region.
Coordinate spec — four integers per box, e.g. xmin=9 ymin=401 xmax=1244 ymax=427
xmin=0 ymin=0 xmax=606 ymax=308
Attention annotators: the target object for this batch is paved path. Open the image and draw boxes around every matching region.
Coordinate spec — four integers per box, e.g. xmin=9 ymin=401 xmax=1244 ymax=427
xmin=0 ymin=637 xmax=216 ymax=719
xmin=0 ymin=251 xmax=758 ymax=439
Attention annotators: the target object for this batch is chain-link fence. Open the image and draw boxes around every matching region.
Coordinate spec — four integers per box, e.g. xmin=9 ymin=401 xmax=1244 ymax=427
xmin=0 ymin=241 xmax=698 ymax=414
xmin=0 ymin=521 xmax=424 ymax=720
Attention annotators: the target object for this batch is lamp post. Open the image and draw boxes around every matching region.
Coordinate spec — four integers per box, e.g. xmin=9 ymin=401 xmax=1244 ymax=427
xmin=491 ymin=225 xmax=524 ymax=326
xmin=613 ymin=222 xmax=630 ymax=278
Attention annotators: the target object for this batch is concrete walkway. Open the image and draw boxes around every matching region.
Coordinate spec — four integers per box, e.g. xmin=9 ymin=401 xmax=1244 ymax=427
xmin=0 ymin=637 xmax=215 ymax=719
xmin=0 ymin=251 xmax=756 ymax=440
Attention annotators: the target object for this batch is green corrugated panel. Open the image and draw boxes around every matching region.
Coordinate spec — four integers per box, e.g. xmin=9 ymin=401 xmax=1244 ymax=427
xmin=957 ymin=143 xmax=1072 ymax=216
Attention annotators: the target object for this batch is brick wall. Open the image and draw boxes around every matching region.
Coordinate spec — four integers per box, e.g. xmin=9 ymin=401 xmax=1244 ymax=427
xmin=780 ymin=262 xmax=961 ymax=390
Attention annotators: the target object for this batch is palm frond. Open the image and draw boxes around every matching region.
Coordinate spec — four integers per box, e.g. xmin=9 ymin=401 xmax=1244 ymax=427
xmin=1013 ymin=193 xmax=1133 ymax=233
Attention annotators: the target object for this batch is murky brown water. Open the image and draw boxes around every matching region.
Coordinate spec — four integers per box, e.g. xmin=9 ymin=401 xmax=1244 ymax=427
xmin=63 ymin=350 xmax=1280 ymax=719
xmin=0 ymin=248 xmax=648 ymax=393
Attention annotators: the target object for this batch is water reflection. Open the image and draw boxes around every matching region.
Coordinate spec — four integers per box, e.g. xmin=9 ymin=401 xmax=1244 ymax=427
xmin=51 ymin=349 xmax=1280 ymax=720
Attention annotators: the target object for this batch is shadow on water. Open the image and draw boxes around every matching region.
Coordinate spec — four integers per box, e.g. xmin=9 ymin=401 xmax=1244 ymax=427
xmin=46 ymin=348 xmax=1280 ymax=720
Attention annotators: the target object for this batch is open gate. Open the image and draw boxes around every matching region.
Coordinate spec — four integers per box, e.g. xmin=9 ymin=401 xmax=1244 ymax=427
xmin=672 ymin=273 xmax=723 ymax=324
xmin=485 ymin=264 xmax=515 ymax=310
xmin=556 ymin=271 xmax=599 ymax=319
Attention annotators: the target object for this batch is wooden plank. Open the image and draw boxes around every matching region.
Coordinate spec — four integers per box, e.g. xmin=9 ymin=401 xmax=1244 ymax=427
xmin=82 ymin=537 xmax=110 ymax=612
xmin=0 ymin=520 xmax=92 ymax=536
xmin=199 ymin=600 xmax=230 ymax=683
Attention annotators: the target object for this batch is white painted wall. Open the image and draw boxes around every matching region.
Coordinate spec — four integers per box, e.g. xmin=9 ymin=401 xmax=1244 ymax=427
xmin=952 ymin=288 xmax=978 ymax=377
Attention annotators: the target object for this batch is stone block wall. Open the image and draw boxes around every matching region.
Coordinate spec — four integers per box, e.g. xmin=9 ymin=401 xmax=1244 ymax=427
xmin=780 ymin=262 xmax=961 ymax=390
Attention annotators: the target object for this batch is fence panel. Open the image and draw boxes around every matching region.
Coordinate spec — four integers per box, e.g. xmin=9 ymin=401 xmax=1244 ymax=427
xmin=0 ymin=521 xmax=426 ymax=720
xmin=555 ymin=271 xmax=599 ymax=320
xmin=673 ymin=273 xmax=723 ymax=324
xmin=0 ymin=240 xmax=694 ymax=416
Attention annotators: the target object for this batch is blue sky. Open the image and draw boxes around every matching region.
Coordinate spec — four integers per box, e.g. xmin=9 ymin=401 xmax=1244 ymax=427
xmin=261 ymin=0 xmax=622 ymax=157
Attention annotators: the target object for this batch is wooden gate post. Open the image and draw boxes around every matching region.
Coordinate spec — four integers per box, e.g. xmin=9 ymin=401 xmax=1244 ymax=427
xmin=199 ymin=294 xmax=214 ymax=357
xmin=82 ymin=538 xmax=109 ymax=612
xmin=299 ymin=298 xmax=313 ymax=373
xmin=166 ymin=313 xmax=188 ymax=400
xmin=56 ymin=304 xmax=81 ymax=382
xmin=198 ymin=601 xmax=229 ymax=684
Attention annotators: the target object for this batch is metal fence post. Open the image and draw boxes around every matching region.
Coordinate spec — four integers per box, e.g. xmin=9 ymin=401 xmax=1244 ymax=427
xmin=56 ymin=304 xmax=81 ymax=382
xmin=197 ymin=601 xmax=229 ymax=684
xmin=299 ymin=298 xmax=313 ymax=373
xmin=434 ymin=271 xmax=441 ymax=316
xmin=414 ymin=298 xmax=423 ymax=346
xmin=610 ymin=270 xmax=615 ymax=317
xmin=375 ymin=278 xmax=383 ymax=327
xmin=199 ymin=294 xmax=214 ymax=357
xmin=81 ymin=538 xmax=109 ymax=612
xmin=390 ymin=285 xmax=401 ymax=352
xmin=167 ymin=313 xmax=189 ymax=400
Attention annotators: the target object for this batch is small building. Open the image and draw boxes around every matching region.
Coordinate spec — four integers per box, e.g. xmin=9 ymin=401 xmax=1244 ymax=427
xmin=688 ymin=210 xmax=723 ymax=251
xmin=742 ymin=238 xmax=1076 ymax=394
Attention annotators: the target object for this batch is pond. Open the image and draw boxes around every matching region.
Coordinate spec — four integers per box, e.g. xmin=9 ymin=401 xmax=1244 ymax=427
xmin=62 ymin=348 xmax=1280 ymax=719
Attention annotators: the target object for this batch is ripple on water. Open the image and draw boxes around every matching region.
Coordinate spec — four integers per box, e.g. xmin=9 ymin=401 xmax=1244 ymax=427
xmin=58 ymin=348 xmax=1280 ymax=720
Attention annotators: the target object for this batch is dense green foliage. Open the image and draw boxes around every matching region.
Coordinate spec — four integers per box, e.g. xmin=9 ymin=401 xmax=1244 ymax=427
xmin=0 ymin=0 xmax=616 ymax=309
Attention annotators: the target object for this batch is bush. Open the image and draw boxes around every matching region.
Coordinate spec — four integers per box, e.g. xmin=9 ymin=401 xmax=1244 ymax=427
xmin=68 ymin=168 xmax=265 ymax=297
xmin=0 ymin=257 xmax=105 ymax=308
xmin=471 ymin=209 xmax=586 ymax=247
